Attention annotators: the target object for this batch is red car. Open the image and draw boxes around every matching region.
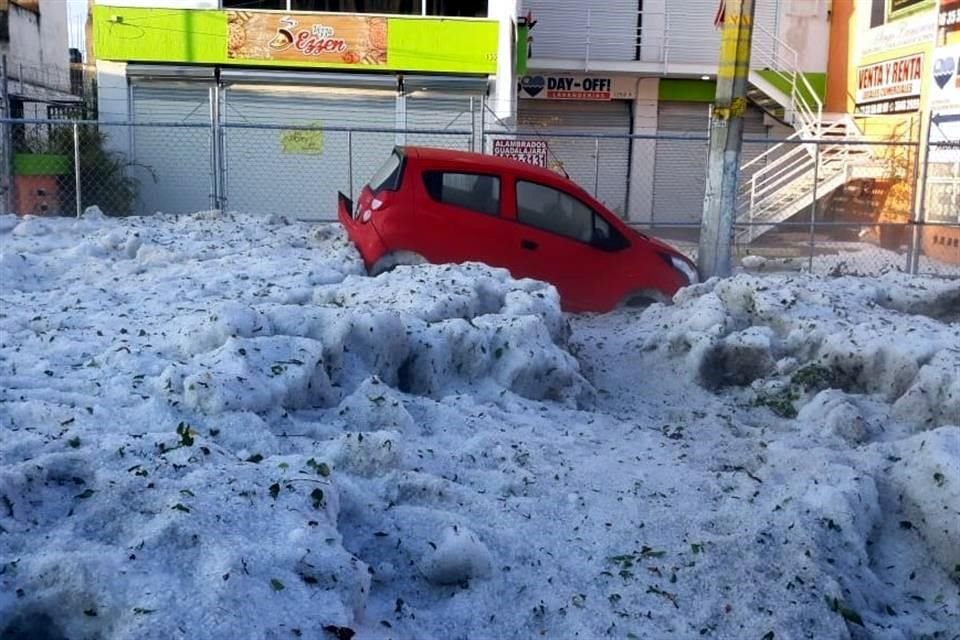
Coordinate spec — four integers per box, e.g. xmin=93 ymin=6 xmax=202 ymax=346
xmin=338 ymin=146 xmax=699 ymax=313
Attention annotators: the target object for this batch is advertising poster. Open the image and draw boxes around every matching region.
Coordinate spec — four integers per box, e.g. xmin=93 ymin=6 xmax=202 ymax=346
xmin=855 ymin=53 xmax=923 ymax=114
xmin=939 ymin=0 xmax=960 ymax=32
xmin=227 ymin=11 xmax=387 ymax=66
xmin=863 ymin=4 xmax=936 ymax=56
xmin=887 ymin=0 xmax=936 ymax=21
xmin=518 ymin=74 xmax=636 ymax=101
xmin=492 ymin=140 xmax=548 ymax=167
xmin=929 ymin=45 xmax=960 ymax=163
xmin=930 ymin=44 xmax=960 ymax=108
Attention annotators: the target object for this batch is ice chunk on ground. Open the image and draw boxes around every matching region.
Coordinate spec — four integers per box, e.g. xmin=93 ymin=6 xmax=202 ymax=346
xmin=888 ymin=428 xmax=960 ymax=577
xmin=163 ymin=336 xmax=334 ymax=414
xmin=797 ymin=389 xmax=868 ymax=444
xmin=741 ymin=255 xmax=768 ymax=269
xmin=694 ymin=326 xmax=776 ymax=389
xmin=419 ymin=525 xmax=493 ymax=585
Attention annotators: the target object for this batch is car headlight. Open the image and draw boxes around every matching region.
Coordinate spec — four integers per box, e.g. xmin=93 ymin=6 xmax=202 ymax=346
xmin=670 ymin=255 xmax=699 ymax=285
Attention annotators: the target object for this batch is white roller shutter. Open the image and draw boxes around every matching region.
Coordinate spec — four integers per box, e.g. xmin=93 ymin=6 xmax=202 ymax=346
xmin=402 ymin=75 xmax=486 ymax=152
xmin=222 ymin=84 xmax=397 ymax=219
xmin=404 ymin=94 xmax=480 ymax=153
xmin=518 ymin=100 xmax=631 ymax=217
xmin=130 ymin=82 xmax=213 ymax=215
xmin=653 ymin=101 xmax=769 ymax=224
xmin=653 ymin=102 xmax=709 ymax=225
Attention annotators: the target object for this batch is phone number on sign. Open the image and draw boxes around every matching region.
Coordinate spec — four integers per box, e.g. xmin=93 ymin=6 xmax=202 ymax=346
xmin=856 ymin=98 xmax=920 ymax=114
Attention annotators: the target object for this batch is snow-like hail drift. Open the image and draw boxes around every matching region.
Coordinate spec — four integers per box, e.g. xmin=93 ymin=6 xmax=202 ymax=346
xmin=1 ymin=209 xmax=958 ymax=640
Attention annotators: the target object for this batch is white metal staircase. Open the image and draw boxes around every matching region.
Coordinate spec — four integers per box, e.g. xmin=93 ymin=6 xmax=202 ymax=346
xmin=735 ymin=25 xmax=882 ymax=243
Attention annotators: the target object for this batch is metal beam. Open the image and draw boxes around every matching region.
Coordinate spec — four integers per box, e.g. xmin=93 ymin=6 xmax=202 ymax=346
xmin=698 ymin=0 xmax=756 ymax=279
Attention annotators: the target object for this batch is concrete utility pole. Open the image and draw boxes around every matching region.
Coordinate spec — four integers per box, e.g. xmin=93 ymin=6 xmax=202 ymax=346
xmin=698 ymin=0 xmax=756 ymax=279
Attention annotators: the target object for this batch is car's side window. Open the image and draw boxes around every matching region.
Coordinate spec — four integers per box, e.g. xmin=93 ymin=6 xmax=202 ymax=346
xmin=516 ymin=180 xmax=595 ymax=243
xmin=423 ymin=171 xmax=500 ymax=216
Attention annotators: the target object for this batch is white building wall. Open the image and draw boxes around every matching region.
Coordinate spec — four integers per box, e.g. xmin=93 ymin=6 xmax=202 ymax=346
xmin=489 ymin=0 xmax=519 ymax=124
xmin=95 ymin=60 xmax=131 ymax=157
xmin=628 ymin=78 xmax=658 ymax=223
xmin=777 ymin=0 xmax=830 ymax=72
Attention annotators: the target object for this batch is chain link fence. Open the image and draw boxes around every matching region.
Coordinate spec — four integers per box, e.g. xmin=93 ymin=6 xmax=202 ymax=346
xmin=1 ymin=116 xmax=958 ymax=279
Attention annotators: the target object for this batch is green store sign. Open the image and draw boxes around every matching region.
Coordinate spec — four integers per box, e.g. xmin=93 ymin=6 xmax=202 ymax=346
xmin=93 ymin=5 xmax=499 ymax=75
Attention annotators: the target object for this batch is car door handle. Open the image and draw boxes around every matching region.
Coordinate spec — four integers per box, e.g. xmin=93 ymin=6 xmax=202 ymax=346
xmin=521 ymin=239 xmax=538 ymax=251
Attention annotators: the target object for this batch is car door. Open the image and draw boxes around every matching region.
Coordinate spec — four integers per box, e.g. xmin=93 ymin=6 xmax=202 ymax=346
xmin=413 ymin=168 xmax=525 ymax=273
xmin=510 ymin=178 xmax=630 ymax=312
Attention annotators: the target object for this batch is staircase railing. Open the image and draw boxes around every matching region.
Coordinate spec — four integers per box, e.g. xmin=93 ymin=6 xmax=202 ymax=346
xmin=736 ymin=117 xmax=867 ymax=242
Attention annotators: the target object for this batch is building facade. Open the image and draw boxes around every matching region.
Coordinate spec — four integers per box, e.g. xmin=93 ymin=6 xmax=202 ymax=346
xmin=517 ymin=0 xmax=833 ymax=225
xmin=2 ymin=0 xmax=78 ymax=118
xmin=824 ymin=0 xmax=960 ymax=263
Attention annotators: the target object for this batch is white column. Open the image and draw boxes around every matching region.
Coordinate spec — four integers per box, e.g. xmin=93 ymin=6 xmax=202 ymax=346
xmin=95 ymin=60 xmax=131 ymax=155
xmin=628 ymin=77 xmax=659 ymax=223
xmin=488 ymin=0 xmax=519 ymax=126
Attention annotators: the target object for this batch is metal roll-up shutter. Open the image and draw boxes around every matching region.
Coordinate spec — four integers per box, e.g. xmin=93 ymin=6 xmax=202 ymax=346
xmin=131 ymin=82 xmax=213 ymax=215
xmin=222 ymin=84 xmax=397 ymax=219
xmin=518 ymin=100 xmax=631 ymax=217
xmin=653 ymin=102 xmax=710 ymax=224
xmin=739 ymin=105 xmax=773 ymax=189
xmin=403 ymin=75 xmax=489 ymax=152
xmin=404 ymin=92 xmax=477 ymax=151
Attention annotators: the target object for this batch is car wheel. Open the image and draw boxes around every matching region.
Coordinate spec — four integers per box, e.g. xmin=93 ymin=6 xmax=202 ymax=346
xmin=619 ymin=289 xmax=670 ymax=308
xmin=370 ymin=251 xmax=427 ymax=276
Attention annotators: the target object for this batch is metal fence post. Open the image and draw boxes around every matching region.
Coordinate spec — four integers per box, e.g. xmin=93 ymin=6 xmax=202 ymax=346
xmin=479 ymin=94 xmax=486 ymax=154
xmin=209 ymin=86 xmax=220 ymax=211
xmin=808 ymin=139 xmax=820 ymax=272
xmin=909 ymin=112 xmax=932 ymax=275
xmin=469 ymin=96 xmax=475 ymax=153
xmin=210 ymin=84 xmax=223 ymax=209
xmin=73 ymin=122 xmax=82 ymax=218
xmin=347 ymin=128 xmax=354 ymax=198
xmin=593 ymin=137 xmax=601 ymax=197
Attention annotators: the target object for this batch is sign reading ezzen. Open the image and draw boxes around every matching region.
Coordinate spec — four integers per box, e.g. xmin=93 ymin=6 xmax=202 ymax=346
xmin=227 ymin=11 xmax=387 ymax=65
xmin=855 ymin=53 xmax=923 ymax=115
xmin=518 ymin=74 xmax=636 ymax=101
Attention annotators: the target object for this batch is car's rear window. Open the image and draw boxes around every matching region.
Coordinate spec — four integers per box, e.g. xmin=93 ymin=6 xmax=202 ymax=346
xmin=368 ymin=151 xmax=403 ymax=193
xmin=423 ymin=171 xmax=500 ymax=216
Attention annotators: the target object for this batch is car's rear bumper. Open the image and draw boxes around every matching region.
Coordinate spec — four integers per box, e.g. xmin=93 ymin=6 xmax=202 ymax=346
xmin=338 ymin=191 xmax=388 ymax=272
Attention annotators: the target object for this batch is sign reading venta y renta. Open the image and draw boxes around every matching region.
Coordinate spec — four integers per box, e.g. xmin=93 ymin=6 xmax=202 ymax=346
xmin=855 ymin=53 xmax=923 ymax=115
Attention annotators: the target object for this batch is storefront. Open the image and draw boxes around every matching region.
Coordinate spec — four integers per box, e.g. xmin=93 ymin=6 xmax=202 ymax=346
xmin=92 ymin=4 xmax=505 ymax=217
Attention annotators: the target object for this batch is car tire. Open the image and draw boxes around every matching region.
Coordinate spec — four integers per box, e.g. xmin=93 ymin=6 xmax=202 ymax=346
xmin=370 ymin=251 xmax=427 ymax=276
xmin=619 ymin=289 xmax=670 ymax=308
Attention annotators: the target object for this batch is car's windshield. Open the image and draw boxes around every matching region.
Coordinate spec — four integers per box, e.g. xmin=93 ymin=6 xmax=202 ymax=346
xmin=368 ymin=150 xmax=403 ymax=192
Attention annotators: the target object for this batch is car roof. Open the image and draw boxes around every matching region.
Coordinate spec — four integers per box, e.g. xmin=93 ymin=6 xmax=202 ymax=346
xmin=400 ymin=145 xmax=571 ymax=184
